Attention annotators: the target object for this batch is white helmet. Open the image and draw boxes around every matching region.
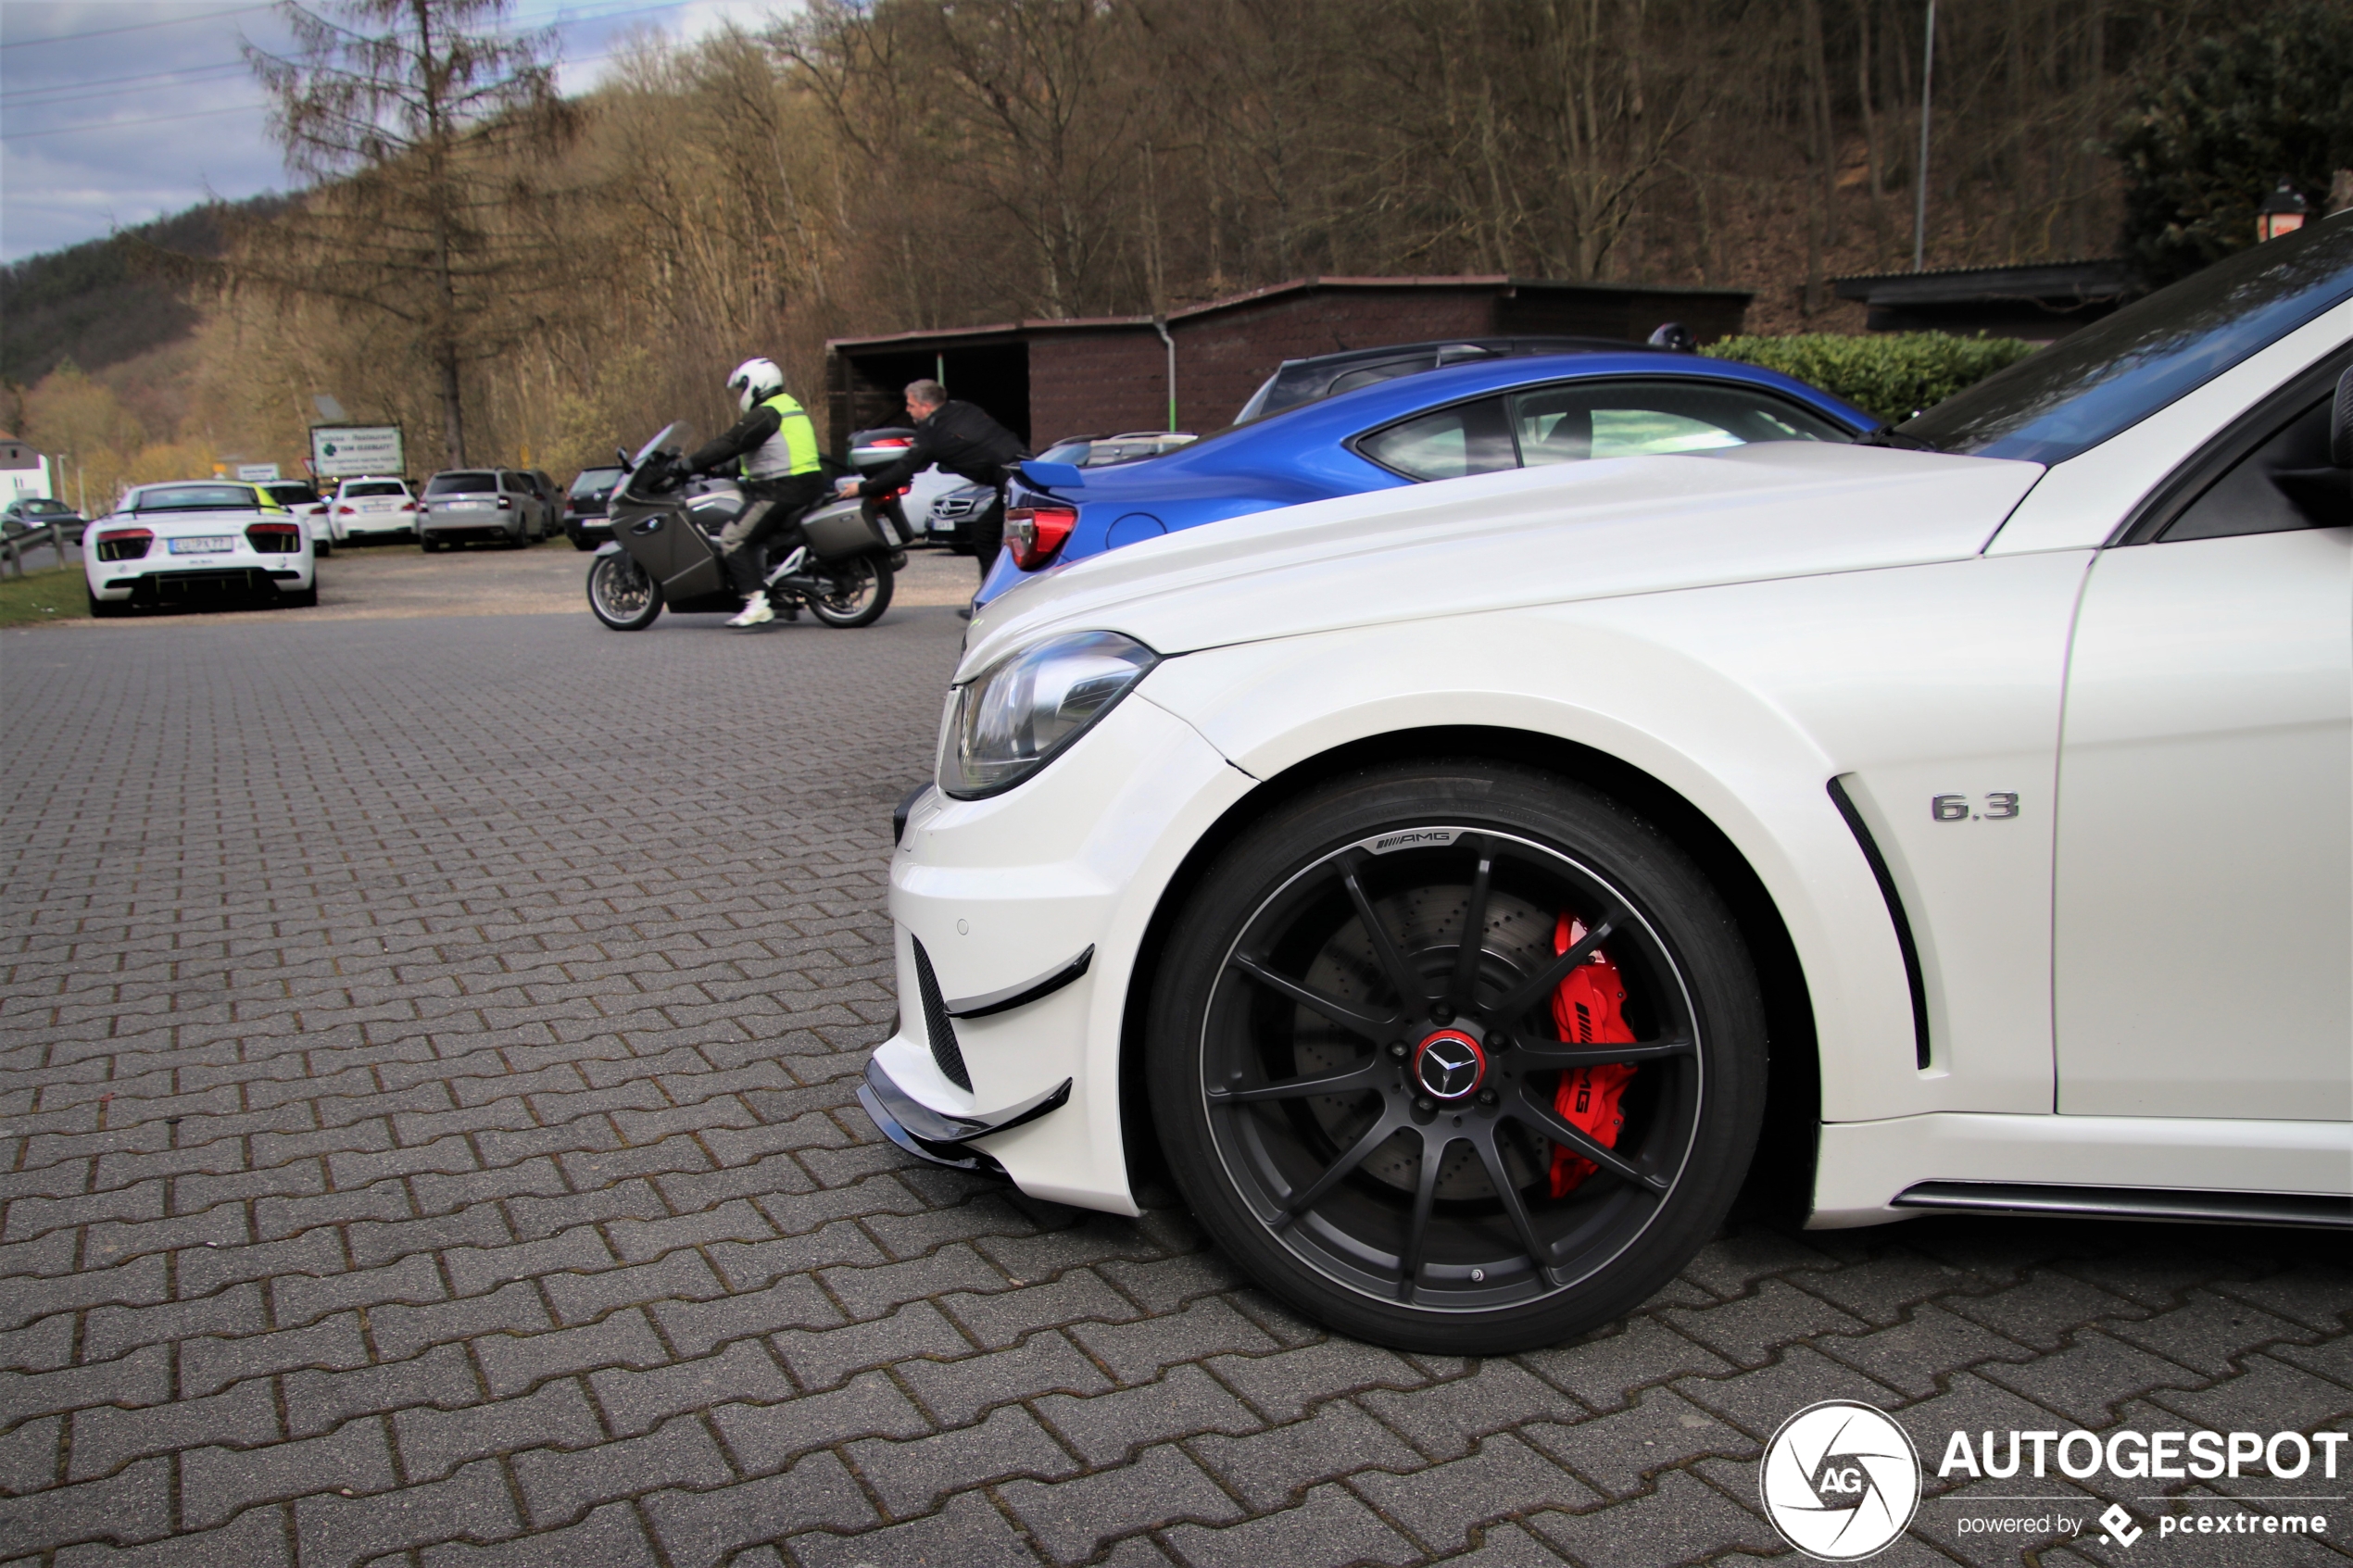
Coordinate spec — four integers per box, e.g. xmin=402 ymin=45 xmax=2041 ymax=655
xmin=726 ymin=357 xmax=785 ymax=413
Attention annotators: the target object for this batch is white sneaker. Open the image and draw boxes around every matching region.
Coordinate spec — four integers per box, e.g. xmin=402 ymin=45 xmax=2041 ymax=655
xmin=726 ymin=596 xmax=775 ymax=628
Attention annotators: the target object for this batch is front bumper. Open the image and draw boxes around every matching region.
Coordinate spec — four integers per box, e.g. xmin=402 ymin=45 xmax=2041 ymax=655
xmin=871 ymin=684 xmax=1255 ymax=1213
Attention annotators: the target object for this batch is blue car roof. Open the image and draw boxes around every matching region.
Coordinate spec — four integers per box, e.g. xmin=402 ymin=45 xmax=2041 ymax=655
xmin=1067 ymin=351 xmax=1877 ymax=490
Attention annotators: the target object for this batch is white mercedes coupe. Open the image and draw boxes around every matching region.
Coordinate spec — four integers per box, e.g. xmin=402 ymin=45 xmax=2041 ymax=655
xmin=868 ymin=215 xmax=2352 ymax=1353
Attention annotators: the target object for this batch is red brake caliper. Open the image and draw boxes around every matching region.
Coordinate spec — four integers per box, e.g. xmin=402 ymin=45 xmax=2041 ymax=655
xmin=1548 ymin=912 xmax=1637 ymax=1197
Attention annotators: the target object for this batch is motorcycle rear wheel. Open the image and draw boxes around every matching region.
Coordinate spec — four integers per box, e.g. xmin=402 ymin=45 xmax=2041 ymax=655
xmin=588 ymin=552 xmax=662 ymax=630
xmin=808 ymin=555 xmax=893 ymax=628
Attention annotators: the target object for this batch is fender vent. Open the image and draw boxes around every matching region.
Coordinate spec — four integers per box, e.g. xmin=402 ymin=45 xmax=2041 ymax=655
xmin=910 ymin=935 xmax=972 ymax=1091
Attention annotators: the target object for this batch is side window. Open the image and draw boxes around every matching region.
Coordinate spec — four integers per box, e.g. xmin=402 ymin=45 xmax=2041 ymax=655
xmin=2161 ymin=394 xmax=2346 ymax=541
xmin=1356 ymin=396 xmax=1516 ymax=481
xmin=1511 ymin=380 xmax=1849 ymax=466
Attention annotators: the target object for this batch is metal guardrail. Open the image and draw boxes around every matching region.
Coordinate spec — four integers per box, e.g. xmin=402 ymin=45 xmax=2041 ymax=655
xmin=0 ymin=521 xmax=82 ymax=578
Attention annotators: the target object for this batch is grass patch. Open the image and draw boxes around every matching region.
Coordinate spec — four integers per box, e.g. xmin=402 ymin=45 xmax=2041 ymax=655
xmin=0 ymin=567 xmax=89 ymax=628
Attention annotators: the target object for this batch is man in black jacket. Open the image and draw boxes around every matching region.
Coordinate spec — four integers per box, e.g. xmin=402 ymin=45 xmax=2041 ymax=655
xmin=855 ymin=381 xmax=1026 ymax=585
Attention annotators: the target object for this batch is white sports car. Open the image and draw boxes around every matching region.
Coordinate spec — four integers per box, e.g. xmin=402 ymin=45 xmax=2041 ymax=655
xmin=870 ymin=216 xmax=2352 ymax=1353
xmin=84 ymin=482 xmax=319 ymax=616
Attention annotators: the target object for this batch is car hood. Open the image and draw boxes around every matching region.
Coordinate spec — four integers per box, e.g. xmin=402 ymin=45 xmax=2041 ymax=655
xmin=958 ymin=443 xmax=2045 ymax=678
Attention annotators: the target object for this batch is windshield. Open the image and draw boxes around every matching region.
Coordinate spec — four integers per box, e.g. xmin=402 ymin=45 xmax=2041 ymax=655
xmin=1902 ymin=214 xmax=2353 ymax=463
xmin=428 ymin=471 xmax=497 ymax=495
xmin=133 ymin=485 xmax=263 ymax=512
xmin=345 ymin=482 xmax=406 ymax=498
xmin=631 ymin=423 xmax=680 ymax=470
xmin=18 ymin=499 xmax=70 ymax=516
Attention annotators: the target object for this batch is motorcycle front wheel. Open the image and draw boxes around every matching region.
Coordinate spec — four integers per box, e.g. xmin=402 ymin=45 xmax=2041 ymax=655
xmin=587 ymin=552 xmax=662 ymax=631
xmin=808 ymin=555 xmax=893 ymax=629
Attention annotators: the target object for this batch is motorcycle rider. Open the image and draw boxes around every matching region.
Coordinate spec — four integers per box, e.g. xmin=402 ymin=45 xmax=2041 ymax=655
xmin=852 ymin=380 xmax=1026 ymax=589
xmin=685 ymin=358 xmax=828 ymax=628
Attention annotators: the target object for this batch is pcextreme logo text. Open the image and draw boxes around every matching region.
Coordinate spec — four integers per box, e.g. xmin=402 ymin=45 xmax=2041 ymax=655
xmin=1759 ymin=1398 xmax=2347 ymax=1562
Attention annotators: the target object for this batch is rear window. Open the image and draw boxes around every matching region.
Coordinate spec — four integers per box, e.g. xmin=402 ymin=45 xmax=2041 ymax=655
xmin=265 ymin=483 xmax=320 ymax=506
xmin=133 ymin=485 xmax=263 ymax=512
xmin=345 ymin=482 xmax=407 ymax=498
xmin=17 ymin=498 xmax=71 ymax=516
xmin=569 ymin=469 xmax=623 ymax=496
xmin=428 ymin=471 xmax=497 ymax=495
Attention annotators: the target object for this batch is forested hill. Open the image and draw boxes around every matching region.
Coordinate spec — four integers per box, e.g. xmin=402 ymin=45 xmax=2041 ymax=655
xmin=0 ymin=194 xmax=287 ymax=386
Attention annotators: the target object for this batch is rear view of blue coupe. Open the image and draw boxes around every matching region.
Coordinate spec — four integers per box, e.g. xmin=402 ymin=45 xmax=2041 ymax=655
xmin=981 ymin=352 xmax=1879 ymax=607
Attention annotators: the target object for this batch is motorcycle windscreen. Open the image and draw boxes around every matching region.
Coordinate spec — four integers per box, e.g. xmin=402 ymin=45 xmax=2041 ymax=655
xmin=617 ymin=505 xmax=728 ymax=599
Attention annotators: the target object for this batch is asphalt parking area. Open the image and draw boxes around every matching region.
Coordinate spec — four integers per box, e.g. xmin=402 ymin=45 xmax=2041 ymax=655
xmin=1 ymin=599 xmax=2345 ymax=1566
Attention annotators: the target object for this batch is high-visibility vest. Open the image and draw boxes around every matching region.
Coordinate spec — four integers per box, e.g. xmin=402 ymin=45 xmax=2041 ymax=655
xmin=742 ymin=392 xmax=821 ymax=480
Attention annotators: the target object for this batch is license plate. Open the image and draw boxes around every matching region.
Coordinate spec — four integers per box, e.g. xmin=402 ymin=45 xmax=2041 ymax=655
xmin=447 ymin=500 xmax=489 ymax=509
xmin=170 ymin=536 xmax=235 ymax=554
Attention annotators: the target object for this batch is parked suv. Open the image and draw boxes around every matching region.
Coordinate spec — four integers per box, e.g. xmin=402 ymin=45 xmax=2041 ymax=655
xmin=418 ymin=469 xmax=553 ymax=550
xmin=1232 ymin=335 xmax=1643 ymax=425
xmin=562 ymin=466 xmax=624 ymax=549
xmin=327 ymin=477 xmax=419 ymax=544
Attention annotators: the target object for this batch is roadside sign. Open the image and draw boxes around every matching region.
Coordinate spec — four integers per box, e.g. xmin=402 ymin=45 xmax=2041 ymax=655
xmin=236 ymin=463 xmax=281 ymax=483
xmin=310 ymin=424 xmax=404 ymax=480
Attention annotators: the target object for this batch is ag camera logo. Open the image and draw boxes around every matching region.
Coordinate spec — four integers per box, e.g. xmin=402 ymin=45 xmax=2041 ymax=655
xmin=1761 ymin=1399 xmax=1923 ymax=1561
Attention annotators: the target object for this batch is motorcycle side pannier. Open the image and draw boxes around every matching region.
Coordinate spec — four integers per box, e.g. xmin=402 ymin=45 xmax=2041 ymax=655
xmin=801 ymin=504 xmax=887 ymax=563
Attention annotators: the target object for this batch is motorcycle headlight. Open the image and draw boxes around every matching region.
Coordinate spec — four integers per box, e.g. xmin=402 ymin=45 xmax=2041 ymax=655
xmin=939 ymin=631 xmax=1159 ymax=798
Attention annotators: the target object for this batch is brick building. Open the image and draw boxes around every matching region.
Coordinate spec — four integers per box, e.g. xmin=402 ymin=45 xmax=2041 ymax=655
xmin=824 ymin=274 xmax=1753 ymax=451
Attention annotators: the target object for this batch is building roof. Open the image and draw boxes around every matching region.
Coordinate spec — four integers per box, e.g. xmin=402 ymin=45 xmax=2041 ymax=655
xmin=1831 ymin=257 xmax=2139 ymax=307
xmin=828 ymin=272 xmax=1755 ymax=353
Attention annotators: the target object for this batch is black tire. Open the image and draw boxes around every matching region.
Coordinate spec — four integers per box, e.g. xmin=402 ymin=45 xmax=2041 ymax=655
xmin=422 ymin=537 xmax=443 ymax=554
xmin=808 ymin=554 xmax=894 ymax=628
xmin=315 ymin=538 xmax=333 ymax=558
xmin=87 ymin=588 xmax=131 ymax=619
xmin=569 ymin=528 xmax=593 ymax=551
xmin=282 ymin=582 xmax=319 ymax=608
xmin=586 ymin=551 xmax=662 ymax=630
xmin=1149 ymin=760 xmax=1766 ymax=1354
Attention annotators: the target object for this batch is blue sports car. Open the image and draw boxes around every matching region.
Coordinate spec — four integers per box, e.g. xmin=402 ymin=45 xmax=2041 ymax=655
xmin=981 ymin=352 xmax=1879 ymax=607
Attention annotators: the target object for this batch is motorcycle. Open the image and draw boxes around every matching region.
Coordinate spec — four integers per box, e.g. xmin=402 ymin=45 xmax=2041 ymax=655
xmin=586 ymin=422 xmax=900 ymax=632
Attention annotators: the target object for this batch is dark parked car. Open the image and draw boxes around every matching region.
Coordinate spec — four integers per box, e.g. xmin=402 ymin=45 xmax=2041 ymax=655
xmin=563 ymin=466 xmax=625 ymax=549
xmin=1231 ymin=335 xmax=1649 ymax=425
xmin=2 ymin=495 xmax=88 ymax=545
xmin=921 ymin=431 xmax=1200 ymax=553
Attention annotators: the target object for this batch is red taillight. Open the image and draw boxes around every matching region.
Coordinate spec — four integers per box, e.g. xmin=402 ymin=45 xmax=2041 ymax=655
xmin=1003 ymin=507 xmax=1076 ymax=570
xmin=245 ymin=522 xmax=303 ymax=554
xmin=95 ymin=527 xmax=153 ymax=561
xmin=496 ymin=496 xmax=513 ymax=508
xmin=335 ymin=505 xmax=355 ymax=514
xmin=399 ymin=501 xmax=415 ymax=511
xmin=873 ymin=437 xmax=912 ymax=448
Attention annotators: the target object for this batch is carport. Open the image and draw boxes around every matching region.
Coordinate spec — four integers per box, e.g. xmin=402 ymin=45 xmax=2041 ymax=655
xmin=825 ymin=273 xmax=1753 ymax=454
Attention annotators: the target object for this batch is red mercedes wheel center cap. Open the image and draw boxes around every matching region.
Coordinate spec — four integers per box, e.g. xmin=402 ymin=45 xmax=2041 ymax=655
xmin=1413 ymin=1029 xmax=1487 ymax=1100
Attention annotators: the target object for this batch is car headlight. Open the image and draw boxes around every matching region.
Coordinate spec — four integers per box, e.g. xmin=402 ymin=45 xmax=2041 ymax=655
xmin=939 ymin=631 xmax=1159 ymax=798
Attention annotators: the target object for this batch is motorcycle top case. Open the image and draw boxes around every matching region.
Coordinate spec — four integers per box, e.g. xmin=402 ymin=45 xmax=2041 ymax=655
xmin=799 ymin=501 xmax=890 ymax=564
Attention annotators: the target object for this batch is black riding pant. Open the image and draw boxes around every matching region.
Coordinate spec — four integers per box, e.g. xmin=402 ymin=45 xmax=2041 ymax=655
xmin=967 ymin=491 xmax=1006 ymax=583
xmin=720 ymin=472 xmax=827 ymax=596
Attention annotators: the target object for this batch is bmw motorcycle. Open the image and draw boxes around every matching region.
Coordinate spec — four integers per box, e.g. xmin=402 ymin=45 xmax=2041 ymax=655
xmin=585 ymin=423 xmax=898 ymax=632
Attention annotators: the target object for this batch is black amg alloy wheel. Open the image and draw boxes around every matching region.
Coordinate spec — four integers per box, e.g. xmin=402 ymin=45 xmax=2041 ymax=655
xmin=1151 ymin=762 xmax=1766 ymax=1353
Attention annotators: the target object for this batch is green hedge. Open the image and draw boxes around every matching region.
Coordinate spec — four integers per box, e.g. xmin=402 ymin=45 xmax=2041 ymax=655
xmin=1702 ymin=332 xmax=2036 ymax=425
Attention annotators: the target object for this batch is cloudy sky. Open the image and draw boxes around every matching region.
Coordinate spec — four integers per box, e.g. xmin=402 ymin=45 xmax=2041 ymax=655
xmin=2 ymin=0 xmax=791 ymax=263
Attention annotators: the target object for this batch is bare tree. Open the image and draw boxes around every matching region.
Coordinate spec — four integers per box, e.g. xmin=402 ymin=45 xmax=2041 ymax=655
xmin=244 ymin=0 xmax=578 ymax=464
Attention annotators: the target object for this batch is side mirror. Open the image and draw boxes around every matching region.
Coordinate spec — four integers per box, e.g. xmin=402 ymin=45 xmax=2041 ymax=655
xmin=616 ymin=446 xmax=634 ymax=471
xmin=2332 ymin=365 xmax=2352 ymax=469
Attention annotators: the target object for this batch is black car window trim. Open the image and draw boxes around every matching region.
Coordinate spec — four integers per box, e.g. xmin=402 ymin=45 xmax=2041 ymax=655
xmin=1345 ymin=375 xmax=1864 ymax=483
xmin=2109 ymin=343 xmax=2352 ymax=547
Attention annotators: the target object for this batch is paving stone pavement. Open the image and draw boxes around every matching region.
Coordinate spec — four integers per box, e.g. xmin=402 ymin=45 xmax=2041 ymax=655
xmin=2 ymin=605 xmax=2347 ymax=1566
